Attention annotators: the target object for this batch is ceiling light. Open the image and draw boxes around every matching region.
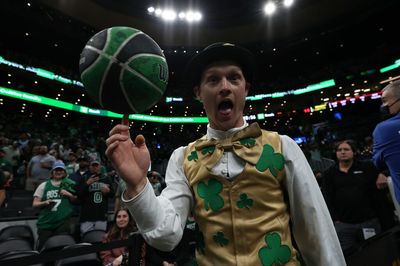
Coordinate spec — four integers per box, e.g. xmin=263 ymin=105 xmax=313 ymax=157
xmin=155 ymin=8 xmax=162 ymax=16
xmin=162 ymin=9 xmax=177 ymax=21
xmin=264 ymin=2 xmax=277 ymax=15
xmin=178 ymin=12 xmax=186 ymax=19
xmin=147 ymin=6 xmax=155 ymax=13
xmin=283 ymin=0 xmax=294 ymax=7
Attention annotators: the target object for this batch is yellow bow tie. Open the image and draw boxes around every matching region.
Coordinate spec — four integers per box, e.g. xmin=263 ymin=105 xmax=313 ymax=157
xmin=194 ymin=123 xmax=263 ymax=170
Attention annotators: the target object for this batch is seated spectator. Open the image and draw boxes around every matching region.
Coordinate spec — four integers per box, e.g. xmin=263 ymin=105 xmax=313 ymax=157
xmin=322 ymin=140 xmax=394 ymax=256
xmin=100 ymin=208 xmax=137 ymax=266
xmin=32 ymin=160 xmax=78 ymax=249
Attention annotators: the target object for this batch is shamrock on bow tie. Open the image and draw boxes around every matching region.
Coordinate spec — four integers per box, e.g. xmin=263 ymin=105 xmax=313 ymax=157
xmin=187 ymin=150 xmax=199 ymax=162
xmin=194 ymin=123 xmax=263 ymax=170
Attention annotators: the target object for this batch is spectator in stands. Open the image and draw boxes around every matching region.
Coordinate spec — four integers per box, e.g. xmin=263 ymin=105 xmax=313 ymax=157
xmin=78 ymin=159 xmax=114 ymax=236
xmin=69 ymin=155 xmax=90 ymax=184
xmin=32 ymin=161 xmax=78 ymax=249
xmin=100 ymin=208 xmax=137 ymax=266
xmin=322 ymin=140 xmax=392 ymax=256
xmin=0 ymin=169 xmax=7 ymax=207
xmin=26 ymin=144 xmax=56 ymax=191
xmin=303 ymin=147 xmax=335 ymax=187
xmin=147 ymin=171 xmax=164 ymax=196
xmin=106 ymin=42 xmax=345 ymax=265
xmin=0 ymin=148 xmax=12 ymax=173
xmin=373 ymin=80 xmax=400 ymax=203
xmin=65 ymin=152 xmax=79 ymax=176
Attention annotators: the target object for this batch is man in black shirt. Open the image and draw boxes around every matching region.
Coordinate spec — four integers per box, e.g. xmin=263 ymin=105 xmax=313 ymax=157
xmin=322 ymin=140 xmax=392 ymax=256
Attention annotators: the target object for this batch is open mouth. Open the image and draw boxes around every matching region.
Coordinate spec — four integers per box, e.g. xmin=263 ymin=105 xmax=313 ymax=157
xmin=218 ymin=99 xmax=233 ymax=115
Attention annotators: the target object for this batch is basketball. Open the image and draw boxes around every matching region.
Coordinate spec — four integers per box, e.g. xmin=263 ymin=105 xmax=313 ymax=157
xmin=79 ymin=26 xmax=169 ymax=114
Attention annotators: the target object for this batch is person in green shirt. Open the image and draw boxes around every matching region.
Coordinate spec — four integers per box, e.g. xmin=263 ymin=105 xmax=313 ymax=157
xmin=33 ymin=160 xmax=78 ymax=249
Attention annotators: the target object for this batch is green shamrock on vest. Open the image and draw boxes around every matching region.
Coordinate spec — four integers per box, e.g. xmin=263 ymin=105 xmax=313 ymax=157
xmin=237 ymin=193 xmax=253 ymax=209
xmin=213 ymin=231 xmax=229 ymax=247
xmin=195 ymin=225 xmax=206 ymax=255
xmin=255 ymin=144 xmax=285 ymax=177
xmin=197 ymin=178 xmax=224 ymax=211
xmin=239 ymin=137 xmax=256 ymax=147
xmin=258 ymin=232 xmax=291 ymax=266
xmin=201 ymin=146 xmax=215 ymax=155
xmin=187 ymin=150 xmax=198 ymax=162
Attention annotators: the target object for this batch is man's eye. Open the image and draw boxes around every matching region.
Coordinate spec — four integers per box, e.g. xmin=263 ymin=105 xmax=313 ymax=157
xmin=207 ymin=77 xmax=218 ymax=83
xmin=229 ymin=75 xmax=241 ymax=81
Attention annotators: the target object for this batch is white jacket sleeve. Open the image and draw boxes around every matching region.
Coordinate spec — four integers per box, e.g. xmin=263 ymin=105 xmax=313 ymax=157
xmin=122 ymin=146 xmax=194 ymax=251
xmin=281 ymin=135 xmax=346 ymax=266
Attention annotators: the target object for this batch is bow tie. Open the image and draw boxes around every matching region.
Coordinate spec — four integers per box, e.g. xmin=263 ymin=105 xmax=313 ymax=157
xmin=194 ymin=123 xmax=263 ymax=170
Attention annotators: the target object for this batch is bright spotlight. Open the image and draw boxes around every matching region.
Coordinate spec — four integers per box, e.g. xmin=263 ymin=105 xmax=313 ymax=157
xmin=194 ymin=12 xmax=202 ymax=21
xmin=162 ymin=9 xmax=177 ymax=21
xmin=264 ymin=2 xmax=276 ymax=15
xmin=186 ymin=11 xmax=195 ymax=22
xmin=283 ymin=0 xmax=294 ymax=7
xmin=178 ymin=12 xmax=186 ymax=19
xmin=155 ymin=8 xmax=162 ymax=16
xmin=147 ymin=6 xmax=155 ymax=13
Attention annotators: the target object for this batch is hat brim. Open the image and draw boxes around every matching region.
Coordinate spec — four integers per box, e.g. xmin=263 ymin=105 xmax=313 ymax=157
xmin=185 ymin=44 xmax=255 ymax=88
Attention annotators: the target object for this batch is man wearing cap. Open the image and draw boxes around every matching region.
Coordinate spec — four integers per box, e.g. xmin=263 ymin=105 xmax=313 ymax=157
xmin=106 ymin=43 xmax=345 ymax=265
xmin=78 ymin=159 xmax=113 ymax=236
xmin=32 ymin=160 xmax=77 ymax=249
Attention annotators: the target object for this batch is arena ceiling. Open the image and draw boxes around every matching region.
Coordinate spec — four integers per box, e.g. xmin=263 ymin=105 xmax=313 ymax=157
xmin=0 ymin=0 xmax=400 ymax=107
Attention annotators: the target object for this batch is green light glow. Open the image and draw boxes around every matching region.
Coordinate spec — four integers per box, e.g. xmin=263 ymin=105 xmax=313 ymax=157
xmin=380 ymin=62 xmax=400 ymax=73
xmin=293 ymin=79 xmax=335 ymax=95
xmin=0 ymin=56 xmax=84 ymax=87
xmin=0 ymin=86 xmax=209 ymax=123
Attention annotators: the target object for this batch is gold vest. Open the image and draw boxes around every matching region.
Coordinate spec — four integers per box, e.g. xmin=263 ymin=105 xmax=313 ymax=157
xmin=183 ymin=123 xmax=299 ymax=266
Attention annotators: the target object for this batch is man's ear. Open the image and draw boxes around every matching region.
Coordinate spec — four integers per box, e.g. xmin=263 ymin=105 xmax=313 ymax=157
xmin=245 ymin=82 xmax=251 ymax=97
xmin=193 ymin=86 xmax=201 ymax=101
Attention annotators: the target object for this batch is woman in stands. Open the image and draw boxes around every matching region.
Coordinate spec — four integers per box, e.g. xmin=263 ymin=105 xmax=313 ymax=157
xmin=32 ymin=160 xmax=78 ymax=250
xmin=100 ymin=208 xmax=137 ymax=266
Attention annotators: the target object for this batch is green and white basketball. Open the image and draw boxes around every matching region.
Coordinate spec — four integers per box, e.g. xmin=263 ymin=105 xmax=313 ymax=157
xmin=79 ymin=26 xmax=168 ymax=114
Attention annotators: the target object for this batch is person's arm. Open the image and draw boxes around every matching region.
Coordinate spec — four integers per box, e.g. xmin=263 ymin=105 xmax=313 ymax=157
xmin=106 ymin=117 xmax=193 ymax=251
xmin=0 ymin=189 xmax=5 ymax=207
xmin=281 ymin=136 xmax=345 ymax=266
xmin=99 ymin=234 xmax=123 ymax=266
xmin=32 ymin=183 xmax=54 ymax=208
xmin=121 ymin=147 xmax=193 ymax=251
xmin=59 ymin=189 xmax=78 ymax=203
xmin=26 ymin=160 xmax=32 ymax=179
xmin=372 ymin=125 xmax=387 ymax=170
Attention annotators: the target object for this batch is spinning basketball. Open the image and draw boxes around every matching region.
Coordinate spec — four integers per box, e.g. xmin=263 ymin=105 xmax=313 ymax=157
xmin=79 ymin=26 xmax=168 ymax=114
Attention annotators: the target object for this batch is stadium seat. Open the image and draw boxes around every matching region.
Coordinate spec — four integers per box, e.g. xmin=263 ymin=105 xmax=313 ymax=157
xmin=54 ymin=243 xmax=101 ymax=266
xmin=0 ymin=250 xmax=43 ymax=266
xmin=81 ymin=229 xmax=106 ymax=244
xmin=40 ymin=234 xmax=76 ymax=253
xmin=0 ymin=224 xmax=35 ymax=249
xmin=0 ymin=238 xmax=33 ymax=255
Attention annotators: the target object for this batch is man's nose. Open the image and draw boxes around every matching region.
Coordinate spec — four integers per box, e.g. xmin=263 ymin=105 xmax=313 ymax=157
xmin=219 ymin=77 xmax=232 ymax=95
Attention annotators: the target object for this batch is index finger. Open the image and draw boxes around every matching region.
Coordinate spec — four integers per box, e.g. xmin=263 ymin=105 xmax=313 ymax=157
xmin=122 ymin=114 xmax=129 ymax=126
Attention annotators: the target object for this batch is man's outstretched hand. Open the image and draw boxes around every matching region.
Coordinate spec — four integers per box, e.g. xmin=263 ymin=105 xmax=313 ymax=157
xmin=105 ymin=114 xmax=150 ymax=197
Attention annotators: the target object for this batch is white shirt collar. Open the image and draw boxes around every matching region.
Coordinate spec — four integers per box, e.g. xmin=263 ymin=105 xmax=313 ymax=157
xmin=206 ymin=119 xmax=248 ymax=140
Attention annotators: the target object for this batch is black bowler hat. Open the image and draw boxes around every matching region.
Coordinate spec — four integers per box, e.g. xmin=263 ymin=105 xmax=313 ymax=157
xmin=185 ymin=42 xmax=256 ymax=88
